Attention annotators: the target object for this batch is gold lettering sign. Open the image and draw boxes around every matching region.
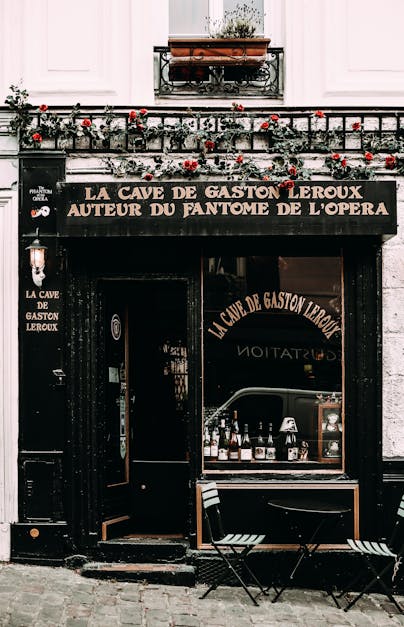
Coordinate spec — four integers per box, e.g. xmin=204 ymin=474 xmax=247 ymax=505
xmin=24 ymin=289 xmax=60 ymax=333
xmin=58 ymin=181 xmax=396 ymax=238
xmin=207 ymin=291 xmax=341 ymax=341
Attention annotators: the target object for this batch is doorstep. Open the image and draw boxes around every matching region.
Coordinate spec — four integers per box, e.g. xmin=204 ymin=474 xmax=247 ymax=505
xmin=81 ymin=562 xmax=196 ymax=586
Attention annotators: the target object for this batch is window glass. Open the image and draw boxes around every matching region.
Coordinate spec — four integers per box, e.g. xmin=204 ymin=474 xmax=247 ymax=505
xmin=203 ymin=256 xmax=343 ymax=468
xmin=169 ymin=1 xmax=264 ymax=36
xmin=169 ymin=0 xmax=209 ymax=35
xmin=223 ymin=0 xmax=264 ymax=34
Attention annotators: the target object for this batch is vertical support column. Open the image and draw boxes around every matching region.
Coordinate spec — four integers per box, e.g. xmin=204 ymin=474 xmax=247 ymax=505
xmin=344 ymin=241 xmax=383 ymax=538
xmin=12 ymin=154 xmax=68 ymax=562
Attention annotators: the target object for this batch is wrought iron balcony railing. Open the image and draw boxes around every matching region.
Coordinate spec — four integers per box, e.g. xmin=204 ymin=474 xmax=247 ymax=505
xmin=153 ymin=46 xmax=284 ymax=99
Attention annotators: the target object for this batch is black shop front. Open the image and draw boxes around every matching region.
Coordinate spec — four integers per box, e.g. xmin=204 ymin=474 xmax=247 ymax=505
xmin=13 ymin=156 xmax=399 ymax=584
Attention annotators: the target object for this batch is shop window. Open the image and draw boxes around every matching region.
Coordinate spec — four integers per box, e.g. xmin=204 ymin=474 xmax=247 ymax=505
xmin=202 ymin=256 xmax=343 ymax=472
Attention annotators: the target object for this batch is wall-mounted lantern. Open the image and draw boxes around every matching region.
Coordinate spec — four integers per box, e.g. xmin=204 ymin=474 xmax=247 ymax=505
xmin=25 ymin=229 xmax=47 ymax=287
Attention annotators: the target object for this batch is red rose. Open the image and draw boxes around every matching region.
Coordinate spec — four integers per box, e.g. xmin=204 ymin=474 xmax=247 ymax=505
xmin=314 ymin=110 xmax=324 ymax=118
xmin=260 ymin=121 xmax=269 ymax=130
xmin=183 ymin=159 xmax=198 ymax=171
xmin=279 ymin=179 xmax=294 ymax=190
xmin=139 ymin=108 xmax=148 ymax=115
xmin=236 ymin=155 xmax=244 ymax=164
xmin=32 ymin=132 xmax=42 ymax=142
xmin=262 ymin=175 xmax=269 ymax=181
xmin=271 ymin=114 xmax=279 ymax=122
xmin=364 ymin=152 xmax=373 ymax=162
xmin=136 ymin=123 xmax=145 ymax=131
xmin=331 ymin=153 xmax=341 ymax=161
xmin=81 ymin=118 xmax=92 ymax=128
xmin=128 ymin=110 xmax=137 ymax=120
xmin=39 ymin=104 xmax=48 ymax=112
xmin=288 ymin=166 xmax=297 ymax=176
xmin=341 ymin=158 xmax=347 ymax=168
xmin=352 ymin=122 xmax=361 ymax=131
xmin=232 ymin=102 xmax=244 ymax=112
xmin=143 ymin=173 xmax=153 ymax=181
xmin=237 ymin=104 xmax=244 ymax=111
xmin=385 ymin=155 xmax=397 ymax=169
xmin=204 ymin=139 xmax=215 ymax=151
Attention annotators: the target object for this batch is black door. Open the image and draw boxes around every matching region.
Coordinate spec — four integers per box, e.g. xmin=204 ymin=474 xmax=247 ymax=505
xmin=102 ymin=279 xmax=189 ymax=537
xmin=102 ymin=292 xmax=131 ymax=540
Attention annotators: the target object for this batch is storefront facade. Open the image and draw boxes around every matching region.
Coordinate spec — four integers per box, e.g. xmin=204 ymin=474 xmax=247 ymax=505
xmin=8 ymin=145 xmax=399 ymax=582
xmin=1 ymin=0 xmax=404 ymax=587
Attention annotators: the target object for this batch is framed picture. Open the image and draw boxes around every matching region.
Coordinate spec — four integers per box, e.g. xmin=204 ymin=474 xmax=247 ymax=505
xmin=318 ymin=402 xmax=342 ymax=463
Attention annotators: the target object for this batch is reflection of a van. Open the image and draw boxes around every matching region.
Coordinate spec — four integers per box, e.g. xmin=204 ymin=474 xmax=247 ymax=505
xmin=205 ymin=387 xmax=342 ymax=458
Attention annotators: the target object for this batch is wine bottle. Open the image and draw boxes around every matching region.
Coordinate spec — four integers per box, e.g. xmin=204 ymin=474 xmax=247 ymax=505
xmin=254 ymin=421 xmax=266 ymax=460
xmin=284 ymin=432 xmax=298 ymax=461
xmin=203 ymin=426 xmax=211 ymax=460
xmin=240 ymin=423 xmax=252 ymax=461
xmin=228 ymin=414 xmax=240 ymax=461
xmin=232 ymin=410 xmax=241 ymax=445
xmin=210 ymin=426 xmax=218 ymax=460
xmin=265 ymin=422 xmax=276 ymax=460
xmin=218 ymin=418 xmax=229 ymax=461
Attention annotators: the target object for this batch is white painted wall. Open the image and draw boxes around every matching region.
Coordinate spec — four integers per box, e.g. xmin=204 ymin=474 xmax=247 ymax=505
xmin=383 ymin=179 xmax=404 ymax=457
xmin=0 ymin=118 xmax=19 ymax=560
xmin=2 ymin=0 xmax=404 ymax=106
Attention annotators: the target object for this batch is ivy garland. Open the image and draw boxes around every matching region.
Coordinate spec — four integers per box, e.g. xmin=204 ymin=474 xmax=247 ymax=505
xmin=5 ymin=85 xmax=404 ymax=185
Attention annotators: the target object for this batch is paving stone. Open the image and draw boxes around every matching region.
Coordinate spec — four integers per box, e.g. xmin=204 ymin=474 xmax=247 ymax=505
xmin=119 ymin=589 xmax=141 ymax=602
xmin=65 ymin=606 xmax=92 ymax=619
xmin=172 ymin=614 xmax=201 ymax=626
xmin=7 ymin=612 xmax=36 ymax=627
xmin=93 ymin=593 xmax=117 ymax=605
xmin=65 ymin=620 xmax=89 ymax=627
xmin=37 ymin=606 xmax=65 ymax=623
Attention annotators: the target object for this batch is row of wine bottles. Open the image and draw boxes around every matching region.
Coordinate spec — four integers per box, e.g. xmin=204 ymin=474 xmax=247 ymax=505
xmin=204 ymin=412 xmax=300 ymax=462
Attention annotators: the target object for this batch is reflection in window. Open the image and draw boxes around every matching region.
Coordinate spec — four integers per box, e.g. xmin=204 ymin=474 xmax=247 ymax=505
xmin=162 ymin=339 xmax=188 ymax=411
xmin=203 ymin=256 xmax=343 ymax=468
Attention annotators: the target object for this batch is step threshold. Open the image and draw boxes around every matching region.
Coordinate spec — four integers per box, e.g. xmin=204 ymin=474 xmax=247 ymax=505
xmin=81 ymin=562 xmax=195 ymax=586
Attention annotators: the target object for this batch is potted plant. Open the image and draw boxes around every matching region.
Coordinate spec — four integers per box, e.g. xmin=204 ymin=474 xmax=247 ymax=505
xmin=168 ymin=3 xmax=270 ymax=68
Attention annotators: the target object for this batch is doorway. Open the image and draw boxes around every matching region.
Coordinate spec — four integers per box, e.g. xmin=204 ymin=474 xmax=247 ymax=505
xmin=101 ymin=279 xmax=190 ymax=539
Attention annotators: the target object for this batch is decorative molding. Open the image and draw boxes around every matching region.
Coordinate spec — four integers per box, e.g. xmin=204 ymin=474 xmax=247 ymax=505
xmin=0 ymin=192 xmax=19 ymax=561
xmin=324 ymin=1 xmax=404 ymax=98
xmin=2 ymin=0 xmax=133 ymax=105
xmin=284 ymin=0 xmax=404 ymax=106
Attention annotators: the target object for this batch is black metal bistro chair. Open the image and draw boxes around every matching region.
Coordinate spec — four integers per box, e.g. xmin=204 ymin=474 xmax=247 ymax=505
xmin=341 ymin=494 xmax=404 ymax=613
xmin=199 ymin=482 xmax=268 ymax=606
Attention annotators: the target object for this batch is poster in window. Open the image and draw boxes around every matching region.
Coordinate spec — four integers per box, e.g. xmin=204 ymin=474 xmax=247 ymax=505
xmin=318 ymin=402 xmax=342 ymax=462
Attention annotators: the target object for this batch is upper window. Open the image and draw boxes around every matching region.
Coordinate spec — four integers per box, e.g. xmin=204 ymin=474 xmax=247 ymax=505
xmin=202 ymin=255 xmax=343 ymax=472
xmin=169 ymin=0 xmax=264 ymax=37
xmin=169 ymin=0 xmax=210 ymax=36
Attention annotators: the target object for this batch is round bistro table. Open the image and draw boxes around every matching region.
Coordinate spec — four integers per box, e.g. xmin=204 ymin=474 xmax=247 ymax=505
xmin=267 ymin=496 xmax=352 ymax=607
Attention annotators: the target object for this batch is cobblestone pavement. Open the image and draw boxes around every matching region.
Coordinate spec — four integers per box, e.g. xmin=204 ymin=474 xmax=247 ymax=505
xmin=0 ymin=564 xmax=403 ymax=626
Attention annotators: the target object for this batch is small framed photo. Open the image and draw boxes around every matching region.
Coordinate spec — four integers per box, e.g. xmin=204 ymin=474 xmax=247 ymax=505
xmin=318 ymin=402 xmax=342 ymax=462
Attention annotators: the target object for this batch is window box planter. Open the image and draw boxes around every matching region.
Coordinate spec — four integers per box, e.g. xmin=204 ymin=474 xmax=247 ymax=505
xmin=168 ymin=37 xmax=271 ymax=68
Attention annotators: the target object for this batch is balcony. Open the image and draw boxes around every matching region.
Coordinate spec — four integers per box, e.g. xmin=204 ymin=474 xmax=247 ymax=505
xmin=153 ymin=46 xmax=284 ymax=99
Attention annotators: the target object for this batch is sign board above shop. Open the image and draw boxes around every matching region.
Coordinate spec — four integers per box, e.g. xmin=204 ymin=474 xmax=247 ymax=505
xmin=56 ymin=181 xmax=397 ymax=238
